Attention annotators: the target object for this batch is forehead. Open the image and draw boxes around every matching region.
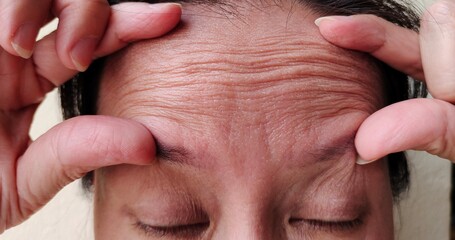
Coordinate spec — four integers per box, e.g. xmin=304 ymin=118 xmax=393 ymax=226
xmin=98 ymin=2 xmax=384 ymax=166
xmin=100 ymin=2 xmax=384 ymax=109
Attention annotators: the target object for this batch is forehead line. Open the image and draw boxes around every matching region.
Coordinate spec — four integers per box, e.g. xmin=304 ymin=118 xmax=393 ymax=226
xmin=101 ymin=24 xmax=383 ymax=116
xmin=99 ymin=0 xmax=383 ymax=167
xmin=103 ymin=1 xmax=382 ymax=95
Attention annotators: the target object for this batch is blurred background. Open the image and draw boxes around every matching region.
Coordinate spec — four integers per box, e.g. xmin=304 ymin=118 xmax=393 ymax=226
xmin=1 ymin=0 xmax=451 ymax=239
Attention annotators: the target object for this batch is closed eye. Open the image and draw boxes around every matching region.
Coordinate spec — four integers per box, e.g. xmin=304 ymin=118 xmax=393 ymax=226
xmin=289 ymin=218 xmax=363 ymax=233
xmin=135 ymin=221 xmax=210 ymax=238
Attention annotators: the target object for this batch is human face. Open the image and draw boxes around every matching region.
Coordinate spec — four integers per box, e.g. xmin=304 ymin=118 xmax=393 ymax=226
xmin=94 ymin=1 xmax=394 ymax=239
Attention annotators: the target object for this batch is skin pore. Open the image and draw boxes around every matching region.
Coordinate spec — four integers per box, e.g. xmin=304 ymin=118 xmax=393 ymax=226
xmin=94 ymin=1 xmax=394 ymax=239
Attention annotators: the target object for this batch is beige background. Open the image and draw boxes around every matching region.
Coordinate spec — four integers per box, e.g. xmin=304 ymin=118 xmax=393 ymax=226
xmin=1 ymin=0 xmax=451 ymax=239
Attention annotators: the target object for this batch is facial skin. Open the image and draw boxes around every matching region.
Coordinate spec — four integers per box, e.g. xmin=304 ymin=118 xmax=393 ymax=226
xmin=94 ymin=1 xmax=394 ymax=239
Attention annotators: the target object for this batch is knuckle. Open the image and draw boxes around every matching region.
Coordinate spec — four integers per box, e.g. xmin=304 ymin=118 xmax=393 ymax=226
xmin=55 ymin=0 xmax=109 ymax=14
xmin=430 ymin=0 xmax=455 ymax=15
xmin=55 ymin=0 xmax=110 ymax=34
xmin=424 ymin=0 xmax=455 ymax=26
xmin=52 ymin=117 xmax=103 ymax=176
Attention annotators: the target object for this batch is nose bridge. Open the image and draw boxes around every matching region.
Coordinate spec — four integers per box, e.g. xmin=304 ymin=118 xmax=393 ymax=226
xmin=211 ymin=185 xmax=282 ymax=240
xmin=210 ymin=134 xmax=285 ymax=240
xmin=214 ymin=205 xmax=274 ymax=240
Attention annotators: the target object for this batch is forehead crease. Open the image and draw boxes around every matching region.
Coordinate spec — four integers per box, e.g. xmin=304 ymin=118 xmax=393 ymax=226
xmin=99 ymin=0 xmax=383 ymax=127
xmin=115 ymin=30 xmax=372 ymax=78
xmin=102 ymin=47 xmax=381 ymax=121
xmin=101 ymin=84 xmax=379 ymax=144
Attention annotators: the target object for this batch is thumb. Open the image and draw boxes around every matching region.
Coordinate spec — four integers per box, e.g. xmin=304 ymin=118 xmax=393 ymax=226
xmin=355 ymin=98 xmax=455 ymax=164
xmin=16 ymin=116 xmax=155 ymax=211
xmin=94 ymin=2 xmax=182 ymax=57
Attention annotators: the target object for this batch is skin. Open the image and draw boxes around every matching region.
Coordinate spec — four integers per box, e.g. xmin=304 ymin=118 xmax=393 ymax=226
xmin=94 ymin=2 xmax=394 ymax=239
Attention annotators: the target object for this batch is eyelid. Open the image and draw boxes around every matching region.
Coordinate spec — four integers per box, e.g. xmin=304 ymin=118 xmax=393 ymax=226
xmin=289 ymin=217 xmax=363 ymax=233
xmin=289 ymin=198 xmax=368 ymax=234
xmin=126 ymin=193 xmax=207 ymax=222
xmin=135 ymin=221 xmax=210 ymax=238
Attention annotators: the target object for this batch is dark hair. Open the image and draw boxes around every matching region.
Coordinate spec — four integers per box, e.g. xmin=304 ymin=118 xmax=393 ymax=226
xmin=59 ymin=0 xmax=427 ymax=200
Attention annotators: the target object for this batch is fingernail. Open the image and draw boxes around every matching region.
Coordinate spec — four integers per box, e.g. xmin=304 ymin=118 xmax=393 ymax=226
xmin=71 ymin=37 xmax=98 ymax=72
xmin=314 ymin=16 xmax=349 ymax=27
xmin=315 ymin=17 xmax=334 ymax=27
xmin=149 ymin=2 xmax=182 ymax=10
xmin=356 ymin=156 xmax=375 ymax=165
xmin=11 ymin=23 xmax=40 ymax=59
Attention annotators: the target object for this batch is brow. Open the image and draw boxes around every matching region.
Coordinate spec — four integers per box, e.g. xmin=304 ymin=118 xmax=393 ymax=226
xmin=155 ymin=129 xmax=356 ymax=168
xmin=156 ymin=140 xmax=196 ymax=165
xmin=308 ymin=129 xmax=356 ymax=162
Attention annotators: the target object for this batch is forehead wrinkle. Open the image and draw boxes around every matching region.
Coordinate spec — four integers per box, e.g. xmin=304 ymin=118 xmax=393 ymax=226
xmin=100 ymin=34 xmax=383 ymax=124
xmin=101 ymin=0 xmax=384 ymax=114
xmin=100 ymin=59 xmax=382 ymax=138
xmin=100 ymin=50 xmax=382 ymax=123
xmin=123 ymin=32 xmax=374 ymax=83
xmin=100 ymin=72 xmax=379 ymax=125
xmin=98 ymin=0 xmax=385 ymax=161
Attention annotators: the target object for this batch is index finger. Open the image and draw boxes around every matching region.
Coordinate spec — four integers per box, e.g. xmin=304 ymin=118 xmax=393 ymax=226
xmin=34 ymin=2 xmax=182 ymax=88
xmin=0 ymin=0 xmax=52 ymax=58
xmin=420 ymin=0 xmax=455 ymax=101
xmin=315 ymin=14 xmax=424 ymax=81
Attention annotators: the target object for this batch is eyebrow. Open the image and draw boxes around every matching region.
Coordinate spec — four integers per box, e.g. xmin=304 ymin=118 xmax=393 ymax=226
xmin=155 ymin=140 xmax=196 ymax=165
xmin=309 ymin=129 xmax=356 ymax=162
xmin=155 ymin=129 xmax=356 ymax=167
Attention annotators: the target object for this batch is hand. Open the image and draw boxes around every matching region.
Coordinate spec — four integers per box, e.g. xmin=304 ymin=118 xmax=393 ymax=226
xmin=0 ymin=1 xmax=180 ymax=231
xmin=314 ymin=0 xmax=455 ymax=163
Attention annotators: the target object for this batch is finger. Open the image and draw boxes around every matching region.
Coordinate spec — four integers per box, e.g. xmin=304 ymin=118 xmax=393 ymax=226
xmin=53 ymin=0 xmax=111 ymax=71
xmin=16 ymin=116 xmax=155 ymax=210
xmin=0 ymin=0 xmax=52 ymax=58
xmin=355 ymin=98 xmax=455 ymax=164
xmin=95 ymin=2 xmax=182 ymax=57
xmin=34 ymin=2 xmax=182 ymax=87
xmin=420 ymin=0 xmax=455 ymax=102
xmin=315 ymin=14 xmax=424 ymax=81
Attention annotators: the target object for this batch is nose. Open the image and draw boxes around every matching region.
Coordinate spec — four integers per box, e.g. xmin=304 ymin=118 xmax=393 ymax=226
xmin=210 ymin=197 xmax=284 ymax=240
xmin=212 ymin=211 xmax=276 ymax=240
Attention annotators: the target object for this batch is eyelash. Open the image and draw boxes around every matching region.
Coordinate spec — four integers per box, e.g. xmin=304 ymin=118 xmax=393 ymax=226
xmin=290 ymin=218 xmax=363 ymax=233
xmin=135 ymin=219 xmax=361 ymax=238
xmin=136 ymin=219 xmax=363 ymax=239
xmin=135 ymin=221 xmax=210 ymax=238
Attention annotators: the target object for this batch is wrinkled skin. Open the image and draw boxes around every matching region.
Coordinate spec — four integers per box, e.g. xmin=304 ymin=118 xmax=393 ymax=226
xmin=94 ymin=2 xmax=394 ymax=239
